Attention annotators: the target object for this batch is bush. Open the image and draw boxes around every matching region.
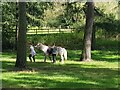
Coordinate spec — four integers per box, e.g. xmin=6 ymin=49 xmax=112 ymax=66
xmin=27 ymin=32 xmax=84 ymax=50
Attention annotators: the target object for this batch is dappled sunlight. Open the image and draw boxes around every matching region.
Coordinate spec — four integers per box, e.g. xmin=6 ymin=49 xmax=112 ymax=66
xmin=2 ymin=1 xmax=119 ymax=89
xmin=2 ymin=50 xmax=119 ymax=88
xmin=92 ymin=50 xmax=119 ymax=62
xmin=2 ymin=52 xmax=16 ymax=60
xmin=102 ymin=55 xmax=118 ymax=60
xmin=64 ymin=60 xmax=118 ymax=68
xmin=2 ymin=66 xmax=118 ymax=88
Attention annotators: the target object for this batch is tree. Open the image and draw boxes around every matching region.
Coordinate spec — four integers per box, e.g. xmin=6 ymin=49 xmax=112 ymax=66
xmin=57 ymin=2 xmax=85 ymax=30
xmin=26 ymin=2 xmax=53 ymax=27
xmin=91 ymin=24 xmax=96 ymax=50
xmin=80 ymin=1 xmax=94 ymax=61
xmin=15 ymin=2 xmax=27 ymax=68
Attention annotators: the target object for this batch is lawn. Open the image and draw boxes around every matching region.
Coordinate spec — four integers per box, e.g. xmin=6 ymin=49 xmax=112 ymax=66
xmin=1 ymin=49 xmax=119 ymax=89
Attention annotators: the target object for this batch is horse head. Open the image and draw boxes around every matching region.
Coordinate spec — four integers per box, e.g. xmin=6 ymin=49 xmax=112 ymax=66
xmin=35 ymin=43 xmax=43 ymax=48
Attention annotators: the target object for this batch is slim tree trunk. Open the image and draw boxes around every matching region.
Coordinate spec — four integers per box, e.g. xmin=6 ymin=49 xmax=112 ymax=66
xmin=15 ymin=2 xmax=27 ymax=68
xmin=80 ymin=1 xmax=94 ymax=61
xmin=91 ymin=24 xmax=96 ymax=50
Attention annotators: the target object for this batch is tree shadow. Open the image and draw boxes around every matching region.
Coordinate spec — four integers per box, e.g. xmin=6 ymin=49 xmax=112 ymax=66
xmin=2 ymin=50 xmax=119 ymax=89
xmin=2 ymin=60 xmax=119 ymax=89
xmin=92 ymin=50 xmax=118 ymax=62
xmin=67 ymin=49 xmax=118 ymax=62
xmin=67 ymin=50 xmax=81 ymax=61
xmin=2 ymin=61 xmax=15 ymax=72
xmin=2 ymin=52 xmax=16 ymax=59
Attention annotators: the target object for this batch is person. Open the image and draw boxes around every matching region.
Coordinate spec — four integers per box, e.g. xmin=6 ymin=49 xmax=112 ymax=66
xmin=29 ymin=45 xmax=36 ymax=62
xmin=51 ymin=45 xmax=57 ymax=63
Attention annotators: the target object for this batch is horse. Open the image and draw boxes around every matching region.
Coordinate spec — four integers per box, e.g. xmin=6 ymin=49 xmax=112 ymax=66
xmin=35 ymin=43 xmax=67 ymax=63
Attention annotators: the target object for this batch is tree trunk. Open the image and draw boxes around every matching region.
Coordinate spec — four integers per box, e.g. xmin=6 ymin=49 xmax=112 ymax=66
xmin=91 ymin=24 xmax=96 ymax=50
xmin=15 ymin=2 xmax=27 ymax=68
xmin=80 ymin=1 xmax=94 ymax=61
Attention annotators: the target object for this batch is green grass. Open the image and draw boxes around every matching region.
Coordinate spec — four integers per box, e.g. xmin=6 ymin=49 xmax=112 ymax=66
xmin=1 ymin=49 xmax=119 ymax=89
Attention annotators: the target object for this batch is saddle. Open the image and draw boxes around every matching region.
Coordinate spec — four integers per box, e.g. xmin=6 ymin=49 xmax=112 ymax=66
xmin=47 ymin=46 xmax=57 ymax=55
xmin=47 ymin=47 xmax=52 ymax=55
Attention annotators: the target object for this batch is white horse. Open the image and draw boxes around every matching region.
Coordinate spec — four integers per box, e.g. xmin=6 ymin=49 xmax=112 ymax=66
xmin=35 ymin=43 xmax=67 ymax=63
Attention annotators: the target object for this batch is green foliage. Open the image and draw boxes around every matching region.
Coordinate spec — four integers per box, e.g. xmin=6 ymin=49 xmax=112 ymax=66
xmin=2 ymin=2 xmax=17 ymax=49
xmin=47 ymin=19 xmax=60 ymax=28
xmin=58 ymin=2 xmax=85 ymax=30
xmin=94 ymin=2 xmax=119 ymax=38
xmin=27 ymin=33 xmax=84 ymax=50
xmin=27 ymin=32 xmax=119 ymax=51
xmin=2 ymin=2 xmax=54 ymax=50
xmin=26 ymin=2 xmax=53 ymax=27
xmin=2 ymin=2 xmax=119 ymax=50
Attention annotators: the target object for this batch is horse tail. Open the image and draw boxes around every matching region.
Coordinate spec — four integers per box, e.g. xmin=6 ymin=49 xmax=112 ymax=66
xmin=63 ymin=48 xmax=67 ymax=60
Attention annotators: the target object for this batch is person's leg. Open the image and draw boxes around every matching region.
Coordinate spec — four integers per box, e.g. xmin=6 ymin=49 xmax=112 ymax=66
xmin=52 ymin=54 xmax=56 ymax=63
xmin=29 ymin=54 xmax=32 ymax=62
xmin=48 ymin=55 xmax=53 ymax=62
xmin=33 ymin=55 xmax=35 ymax=62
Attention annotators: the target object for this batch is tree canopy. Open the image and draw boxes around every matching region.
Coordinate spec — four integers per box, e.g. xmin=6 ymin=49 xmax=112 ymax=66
xmin=2 ymin=1 xmax=119 ymax=50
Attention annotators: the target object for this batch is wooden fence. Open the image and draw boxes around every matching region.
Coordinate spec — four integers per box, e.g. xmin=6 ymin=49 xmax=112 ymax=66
xmin=27 ymin=28 xmax=75 ymax=34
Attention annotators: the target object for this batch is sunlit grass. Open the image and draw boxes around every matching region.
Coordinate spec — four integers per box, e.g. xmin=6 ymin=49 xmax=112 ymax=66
xmin=2 ymin=49 xmax=119 ymax=88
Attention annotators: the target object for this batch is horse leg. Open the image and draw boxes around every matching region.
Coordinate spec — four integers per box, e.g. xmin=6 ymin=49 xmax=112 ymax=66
xmin=44 ymin=54 xmax=47 ymax=63
xmin=60 ymin=55 xmax=64 ymax=64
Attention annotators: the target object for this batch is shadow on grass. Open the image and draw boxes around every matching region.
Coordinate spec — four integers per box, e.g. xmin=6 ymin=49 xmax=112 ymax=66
xmin=2 ymin=52 xmax=16 ymax=59
xmin=2 ymin=60 xmax=119 ymax=88
xmin=2 ymin=48 xmax=119 ymax=88
xmin=92 ymin=50 xmax=118 ymax=62
xmin=67 ymin=49 xmax=118 ymax=62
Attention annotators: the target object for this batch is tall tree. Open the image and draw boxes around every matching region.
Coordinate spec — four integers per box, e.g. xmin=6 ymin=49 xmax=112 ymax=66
xmin=80 ymin=1 xmax=94 ymax=61
xmin=15 ymin=2 xmax=27 ymax=68
xmin=91 ymin=24 xmax=96 ymax=50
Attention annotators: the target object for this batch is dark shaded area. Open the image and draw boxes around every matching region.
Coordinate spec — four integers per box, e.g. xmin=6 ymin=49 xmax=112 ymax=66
xmin=92 ymin=50 xmax=118 ymax=62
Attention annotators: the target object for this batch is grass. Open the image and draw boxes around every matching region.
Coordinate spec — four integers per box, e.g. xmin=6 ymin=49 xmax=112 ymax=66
xmin=2 ymin=32 xmax=119 ymax=89
xmin=1 ymin=49 xmax=119 ymax=89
